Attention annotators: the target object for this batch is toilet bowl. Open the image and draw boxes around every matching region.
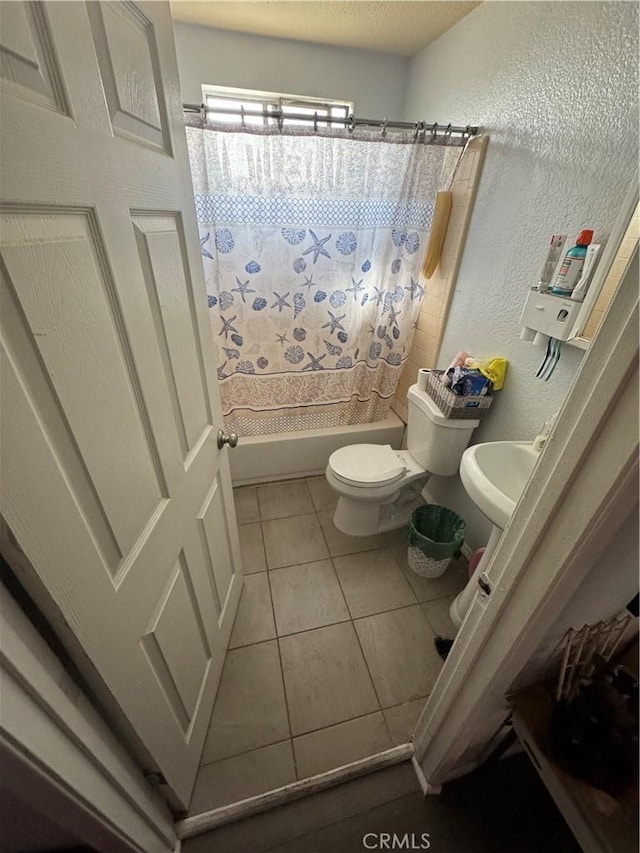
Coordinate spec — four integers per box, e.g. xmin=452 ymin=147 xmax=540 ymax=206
xmin=326 ymin=384 xmax=480 ymax=536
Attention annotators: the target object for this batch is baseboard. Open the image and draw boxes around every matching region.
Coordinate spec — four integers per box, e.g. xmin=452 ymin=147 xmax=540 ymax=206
xmin=410 ymin=754 xmax=441 ymax=796
xmin=176 ymin=743 xmax=414 ymax=840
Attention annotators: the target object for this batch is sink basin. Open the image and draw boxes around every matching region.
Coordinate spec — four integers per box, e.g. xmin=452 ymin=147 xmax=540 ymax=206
xmin=460 ymin=441 xmax=539 ymax=530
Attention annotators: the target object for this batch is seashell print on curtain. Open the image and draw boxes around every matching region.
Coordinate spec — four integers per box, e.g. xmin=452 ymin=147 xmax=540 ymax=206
xmin=185 ymin=121 xmax=461 ymax=436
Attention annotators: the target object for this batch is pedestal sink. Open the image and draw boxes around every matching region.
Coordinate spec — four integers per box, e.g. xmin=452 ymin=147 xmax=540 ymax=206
xmin=449 ymin=441 xmax=540 ymax=629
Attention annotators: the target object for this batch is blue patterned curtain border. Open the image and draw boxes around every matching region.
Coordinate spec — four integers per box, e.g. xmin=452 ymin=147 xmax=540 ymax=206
xmin=195 ymin=194 xmax=435 ymax=231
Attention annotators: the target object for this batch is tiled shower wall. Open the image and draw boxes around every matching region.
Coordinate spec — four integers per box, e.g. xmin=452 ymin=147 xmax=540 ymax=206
xmin=582 ymin=202 xmax=639 ymax=340
xmin=391 ymin=135 xmax=487 ymax=422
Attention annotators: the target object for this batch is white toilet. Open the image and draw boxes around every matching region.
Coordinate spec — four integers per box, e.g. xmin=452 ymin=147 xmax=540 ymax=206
xmin=326 ymin=384 xmax=480 ymax=536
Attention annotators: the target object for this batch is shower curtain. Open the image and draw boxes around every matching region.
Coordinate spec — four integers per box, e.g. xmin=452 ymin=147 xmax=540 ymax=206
xmin=186 ymin=120 xmax=461 ymax=436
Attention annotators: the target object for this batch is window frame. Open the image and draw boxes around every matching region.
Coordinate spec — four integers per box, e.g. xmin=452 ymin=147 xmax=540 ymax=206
xmin=200 ymin=84 xmax=353 ymax=128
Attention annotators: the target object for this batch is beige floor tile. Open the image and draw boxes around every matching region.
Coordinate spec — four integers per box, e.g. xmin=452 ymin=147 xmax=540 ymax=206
xmin=257 ymin=480 xmax=314 ymax=520
xmin=279 ymin=622 xmax=379 ymax=735
xmin=234 ymin=485 xmax=260 ymax=524
xmin=333 ymin=548 xmax=416 ymax=618
xmin=201 ymin=641 xmax=289 ymax=763
xmin=293 ymin=712 xmax=392 ymax=778
xmin=318 ymin=510 xmax=388 ymax=557
xmin=269 ymin=559 xmax=349 ymax=636
xmin=401 ymin=559 xmax=469 ymax=603
xmin=422 ymin=596 xmax=458 ymax=638
xmin=189 ymin=741 xmax=295 ymax=814
xmin=239 ymin=522 xmax=267 ymax=574
xmin=354 ymin=606 xmax=441 ymax=707
xmin=385 ymin=527 xmax=409 ymax=552
xmin=229 ymin=575 xmax=276 ymax=648
xmin=383 ymin=698 xmax=427 ymax=746
xmin=306 ymin=476 xmax=338 ymax=513
xmin=262 ymin=513 xmax=329 ymax=569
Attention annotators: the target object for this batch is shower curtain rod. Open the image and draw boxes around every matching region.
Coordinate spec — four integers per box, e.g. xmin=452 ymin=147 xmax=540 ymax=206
xmin=183 ymin=102 xmax=477 ymax=139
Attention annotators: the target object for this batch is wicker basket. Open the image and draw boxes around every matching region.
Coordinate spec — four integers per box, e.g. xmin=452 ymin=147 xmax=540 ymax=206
xmin=407 ymin=546 xmax=451 ymax=579
xmin=423 ymin=370 xmax=493 ymax=420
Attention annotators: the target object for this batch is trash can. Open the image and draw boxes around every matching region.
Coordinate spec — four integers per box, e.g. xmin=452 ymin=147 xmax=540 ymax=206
xmin=406 ymin=504 xmax=466 ymax=579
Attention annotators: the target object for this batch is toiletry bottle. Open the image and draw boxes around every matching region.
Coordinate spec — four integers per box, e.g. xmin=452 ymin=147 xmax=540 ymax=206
xmin=536 ymin=234 xmax=567 ymax=292
xmin=550 ymin=230 xmax=593 ymax=296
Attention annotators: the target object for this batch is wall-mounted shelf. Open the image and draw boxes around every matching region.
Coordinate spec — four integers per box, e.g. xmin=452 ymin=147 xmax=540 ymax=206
xmin=520 ymin=290 xmax=583 ymax=342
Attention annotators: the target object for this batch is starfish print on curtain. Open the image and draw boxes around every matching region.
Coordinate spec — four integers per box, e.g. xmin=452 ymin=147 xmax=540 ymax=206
xmin=303 ymin=230 xmax=332 ymax=264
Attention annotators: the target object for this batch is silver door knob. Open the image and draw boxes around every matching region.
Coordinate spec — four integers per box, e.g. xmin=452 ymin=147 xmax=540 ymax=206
xmin=217 ymin=429 xmax=238 ymax=449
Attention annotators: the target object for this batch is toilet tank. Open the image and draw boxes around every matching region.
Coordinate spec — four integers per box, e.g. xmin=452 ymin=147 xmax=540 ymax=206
xmin=406 ymin=384 xmax=480 ymax=476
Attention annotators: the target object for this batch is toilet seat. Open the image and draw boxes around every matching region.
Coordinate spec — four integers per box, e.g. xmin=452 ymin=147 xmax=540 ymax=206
xmin=328 ymin=444 xmax=406 ymax=488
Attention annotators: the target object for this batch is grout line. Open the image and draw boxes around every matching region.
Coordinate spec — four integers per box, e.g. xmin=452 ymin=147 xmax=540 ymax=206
xmin=255 ymin=482 xmax=263 ymax=522
xmin=351 ymin=601 xmax=428 ymax=625
xmin=198 ymin=693 xmax=433 ymax=772
xmin=292 ymin=707 xmax=390 ymax=744
xmin=330 ymin=554 xmax=386 ymax=718
xmin=265 ymin=564 xmax=299 ymax=779
xmin=198 ymin=735 xmax=293 ymax=770
xmin=229 ymin=592 xmax=449 ymax=647
xmin=273 ymin=615 xmax=353 ymax=644
xmin=257 ymin=518 xmax=268 ymax=571
xmin=261 ymin=508 xmax=318 ymax=523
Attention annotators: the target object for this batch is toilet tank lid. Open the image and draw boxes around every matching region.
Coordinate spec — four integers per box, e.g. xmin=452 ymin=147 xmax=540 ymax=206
xmin=408 ymin=384 xmax=481 ymax=429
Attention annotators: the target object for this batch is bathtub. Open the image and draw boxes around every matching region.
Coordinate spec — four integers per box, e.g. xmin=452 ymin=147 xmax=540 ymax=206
xmin=229 ymin=412 xmax=406 ymax=485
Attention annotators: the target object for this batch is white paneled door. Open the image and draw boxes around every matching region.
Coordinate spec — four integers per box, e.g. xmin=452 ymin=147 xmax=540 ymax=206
xmin=0 ymin=1 xmax=242 ymax=809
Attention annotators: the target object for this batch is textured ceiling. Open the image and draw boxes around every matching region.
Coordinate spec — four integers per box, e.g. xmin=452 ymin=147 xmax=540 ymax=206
xmin=169 ymin=2 xmax=481 ymax=57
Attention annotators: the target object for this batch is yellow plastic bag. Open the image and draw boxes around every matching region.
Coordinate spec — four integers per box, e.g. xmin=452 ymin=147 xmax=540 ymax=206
xmin=477 ymin=357 xmax=507 ymax=391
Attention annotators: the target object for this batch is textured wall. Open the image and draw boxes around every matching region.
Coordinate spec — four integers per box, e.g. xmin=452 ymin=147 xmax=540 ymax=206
xmin=403 ymin=1 xmax=639 ymax=548
xmin=173 ymin=22 xmax=409 ymax=117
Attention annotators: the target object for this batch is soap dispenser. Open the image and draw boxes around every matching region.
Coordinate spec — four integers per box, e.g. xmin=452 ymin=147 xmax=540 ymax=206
xmin=533 ymin=411 xmax=559 ymax=451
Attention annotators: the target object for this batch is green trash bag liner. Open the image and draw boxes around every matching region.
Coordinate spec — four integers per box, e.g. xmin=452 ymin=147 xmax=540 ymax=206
xmin=406 ymin=505 xmax=466 ymax=561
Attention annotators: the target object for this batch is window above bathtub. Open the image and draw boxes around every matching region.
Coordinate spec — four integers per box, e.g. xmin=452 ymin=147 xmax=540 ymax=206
xmin=200 ymin=84 xmax=353 ymax=128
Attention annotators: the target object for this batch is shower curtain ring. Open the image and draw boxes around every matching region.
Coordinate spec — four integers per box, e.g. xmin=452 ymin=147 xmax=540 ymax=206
xmin=382 ymin=118 xmax=388 ymax=138
xmin=445 ymin=123 xmax=452 ymax=141
xmin=200 ymin=102 xmax=206 ymax=122
xmin=431 ymin=122 xmax=438 ymax=142
xmin=313 ymin=111 xmax=318 ymax=132
xmin=413 ymin=121 xmax=423 ymax=140
xmin=240 ymin=105 xmax=246 ymax=128
xmin=348 ymin=114 xmax=356 ymax=133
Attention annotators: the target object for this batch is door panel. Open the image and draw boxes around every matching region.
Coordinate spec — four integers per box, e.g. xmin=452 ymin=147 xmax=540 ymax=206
xmin=2 ymin=211 xmax=167 ymax=555
xmin=87 ymin=1 xmax=169 ymax=151
xmin=132 ymin=214 xmax=210 ymax=453
xmin=0 ymin=1 xmax=241 ymax=809
xmin=0 ymin=1 xmax=69 ymax=114
xmin=142 ymin=555 xmax=211 ymax=729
